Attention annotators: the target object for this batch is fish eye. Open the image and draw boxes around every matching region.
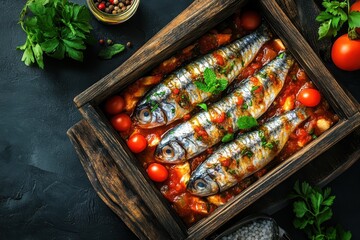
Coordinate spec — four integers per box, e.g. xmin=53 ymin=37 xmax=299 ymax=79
xmin=139 ymin=108 xmax=152 ymax=123
xmin=162 ymin=146 xmax=174 ymax=158
xmin=195 ymin=179 xmax=207 ymax=190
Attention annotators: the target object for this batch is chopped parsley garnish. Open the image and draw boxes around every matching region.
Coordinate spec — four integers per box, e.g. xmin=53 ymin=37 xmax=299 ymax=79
xmin=150 ymin=102 xmax=159 ymax=112
xmin=241 ymin=103 xmax=248 ymax=110
xmin=241 ymin=148 xmax=254 ymax=157
xmin=278 ymin=52 xmax=285 ymax=58
xmin=258 ymin=72 xmax=267 ymax=79
xmin=222 ymin=133 xmax=234 ymax=143
xmin=194 ymin=68 xmax=228 ymax=94
xmin=228 ymin=169 xmax=237 ymax=175
xmin=171 ymin=108 xmax=175 ymax=114
xmin=251 ymin=86 xmax=260 ymax=93
xmin=312 ymin=134 xmax=317 ymax=139
xmin=237 ymin=116 xmax=258 ymax=130
xmin=154 ymin=91 xmax=166 ymax=98
xmin=259 ymin=130 xmax=278 ymax=150
xmin=197 ymin=103 xmax=208 ymax=111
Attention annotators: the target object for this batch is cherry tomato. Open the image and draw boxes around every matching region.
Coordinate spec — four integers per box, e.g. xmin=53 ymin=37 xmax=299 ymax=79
xmin=331 ymin=34 xmax=360 ymax=71
xmin=127 ymin=134 xmax=147 ymax=153
xmin=350 ymin=1 xmax=360 ymax=34
xmin=147 ymin=163 xmax=168 ymax=182
xmin=240 ymin=10 xmax=261 ymax=31
xmin=297 ymin=89 xmax=321 ymax=107
xmin=105 ymin=95 xmax=125 ymax=115
xmin=111 ymin=113 xmax=132 ymax=132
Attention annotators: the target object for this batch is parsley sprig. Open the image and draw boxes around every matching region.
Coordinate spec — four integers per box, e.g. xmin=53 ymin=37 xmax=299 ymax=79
xmin=195 ymin=68 xmax=228 ymax=94
xmin=17 ymin=0 xmax=93 ymax=69
xmin=316 ymin=0 xmax=360 ymax=39
xmin=290 ymin=181 xmax=352 ymax=240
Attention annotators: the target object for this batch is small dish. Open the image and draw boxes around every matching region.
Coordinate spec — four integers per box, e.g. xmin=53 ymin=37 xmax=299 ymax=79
xmin=213 ymin=214 xmax=290 ymax=240
xmin=86 ymin=0 xmax=140 ymax=25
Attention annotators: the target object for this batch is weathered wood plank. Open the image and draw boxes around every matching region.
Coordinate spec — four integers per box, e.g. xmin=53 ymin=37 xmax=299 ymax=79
xmin=74 ymin=0 xmax=247 ymax=108
xmin=259 ymin=0 xmax=358 ymax=119
xmin=67 ymin=121 xmax=172 ymax=240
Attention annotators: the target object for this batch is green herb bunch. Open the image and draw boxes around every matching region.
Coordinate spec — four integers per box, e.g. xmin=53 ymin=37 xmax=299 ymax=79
xmin=290 ymin=181 xmax=352 ymax=240
xmin=18 ymin=0 xmax=93 ymax=69
xmin=316 ymin=0 xmax=360 ymax=39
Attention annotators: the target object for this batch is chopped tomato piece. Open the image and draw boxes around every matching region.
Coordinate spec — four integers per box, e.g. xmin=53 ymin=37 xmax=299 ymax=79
xmin=236 ymin=96 xmax=244 ymax=106
xmin=213 ymin=52 xmax=225 ymax=66
xmin=212 ymin=112 xmax=226 ymax=123
xmin=219 ymin=157 xmax=231 ymax=167
xmin=172 ymin=88 xmax=180 ymax=95
xmin=215 ymin=34 xmax=232 ymax=46
xmin=183 ymin=114 xmax=191 ymax=121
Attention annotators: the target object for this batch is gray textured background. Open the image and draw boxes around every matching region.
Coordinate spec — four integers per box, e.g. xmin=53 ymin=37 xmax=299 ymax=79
xmin=0 ymin=0 xmax=359 ymax=239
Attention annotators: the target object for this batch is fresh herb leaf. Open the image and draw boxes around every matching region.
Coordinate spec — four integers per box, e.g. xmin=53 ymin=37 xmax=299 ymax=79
xmin=18 ymin=0 xmax=93 ymax=69
xmin=197 ymin=103 xmax=208 ymax=111
xmin=98 ymin=44 xmax=125 ymax=60
xmin=194 ymin=68 xmax=228 ymax=94
xmin=316 ymin=0 xmax=360 ymax=40
xmin=241 ymin=103 xmax=248 ymax=110
xmin=348 ymin=11 xmax=360 ymax=28
xmin=240 ymin=148 xmax=254 ymax=157
xmin=237 ymin=116 xmax=258 ymax=130
xmin=251 ymin=86 xmax=260 ymax=93
xmin=291 ymin=181 xmax=352 ymax=240
xmin=222 ymin=133 xmax=234 ymax=143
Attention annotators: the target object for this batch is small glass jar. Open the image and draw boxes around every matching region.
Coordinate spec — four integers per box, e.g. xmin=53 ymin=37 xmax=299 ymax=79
xmin=87 ymin=0 xmax=140 ymax=25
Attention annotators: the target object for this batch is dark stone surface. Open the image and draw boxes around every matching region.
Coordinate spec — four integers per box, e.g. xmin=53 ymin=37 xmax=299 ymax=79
xmin=0 ymin=0 xmax=358 ymax=239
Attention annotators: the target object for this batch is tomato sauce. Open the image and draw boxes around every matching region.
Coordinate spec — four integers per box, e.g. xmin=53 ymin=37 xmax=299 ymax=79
xmin=103 ymin=11 xmax=338 ymax=227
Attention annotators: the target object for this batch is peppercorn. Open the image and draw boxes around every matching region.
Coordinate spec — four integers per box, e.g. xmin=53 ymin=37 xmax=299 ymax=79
xmin=126 ymin=42 xmax=132 ymax=47
xmin=93 ymin=0 xmax=133 ymax=14
xmin=98 ymin=2 xmax=106 ymax=10
xmin=99 ymin=39 xmax=105 ymax=45
xmin=107 ymin=39 xmax=113 ymax=45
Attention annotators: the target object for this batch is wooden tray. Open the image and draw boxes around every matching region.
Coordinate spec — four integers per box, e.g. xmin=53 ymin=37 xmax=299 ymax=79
xmin=68 ymin=0 xmax=360 ymax=239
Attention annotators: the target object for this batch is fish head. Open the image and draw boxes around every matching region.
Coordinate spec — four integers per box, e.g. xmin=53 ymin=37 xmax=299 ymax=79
xmin=154 ymin=139 xmax=187 ymax=164
xmin=187 ymin=165 xmax=219 ymax=196
xmin=133 ymin=104 xmax=165 ymax=128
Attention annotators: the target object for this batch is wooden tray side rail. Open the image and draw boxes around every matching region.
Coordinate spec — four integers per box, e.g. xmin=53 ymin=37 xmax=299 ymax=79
xmin=79 ymin=104 xmax=188 ymax=240
xmin=67 ymin=121 xmax=172 ymax=240
xmin=69 ymin=0 xmax=360 ymax=239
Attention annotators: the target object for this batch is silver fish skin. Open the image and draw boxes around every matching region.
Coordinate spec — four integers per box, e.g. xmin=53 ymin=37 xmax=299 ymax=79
xmin=155 ymin=52 xmax=294 ymax=164
xmin=187 ymin=107 xmax=309 ymax=197
xmin=133 ymin=25 xmax=272 ymax=129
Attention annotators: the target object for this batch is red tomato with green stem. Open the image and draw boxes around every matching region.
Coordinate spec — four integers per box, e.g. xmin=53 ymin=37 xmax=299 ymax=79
xmin=111 ymin=113 xmax=132 ymax=132
xmin=331 ymin=34 xmax=360 ymax=71
xmin=147 ymin=163 xmax=169 ymax=182
xmin=240 ymin=10 xmax=261 ymax=31
xmin=127 ymin=133 xmax=147 ymax=153
xmin=297 ymin=88 xmax=321 ymax=107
